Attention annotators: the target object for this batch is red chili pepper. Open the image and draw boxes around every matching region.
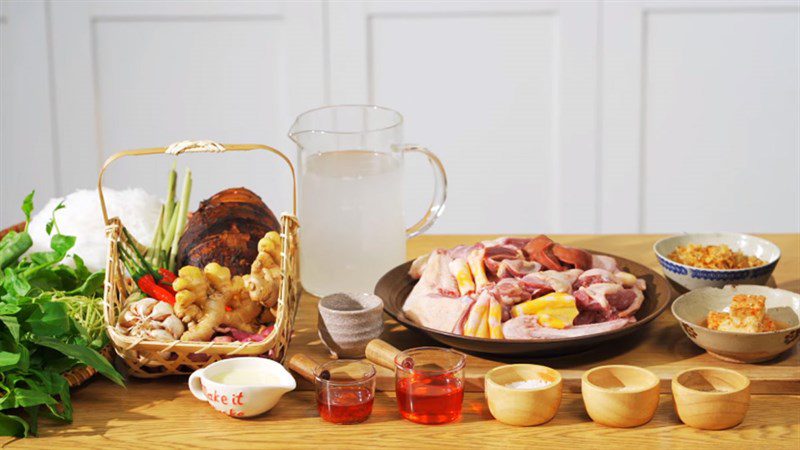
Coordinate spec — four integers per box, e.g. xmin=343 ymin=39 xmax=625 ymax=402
xmin=158 ymin=268 xmax=177 ymax=283
xmin=137 ymin=274 xmax=175 ymax=305
xmin=159 ymin=282 xmax=176 ymax=295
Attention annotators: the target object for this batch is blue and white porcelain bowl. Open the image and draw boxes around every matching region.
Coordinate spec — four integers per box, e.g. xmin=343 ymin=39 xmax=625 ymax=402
xmin=654 ymin=233 xmax=780 ymax=291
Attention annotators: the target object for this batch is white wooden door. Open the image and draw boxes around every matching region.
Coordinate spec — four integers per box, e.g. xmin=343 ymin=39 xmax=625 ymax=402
xmin=327 ymin=1 xmax=600 ymax=234
xmin=2 ymin=0 xmax=798 ymax=234
xmin=0 ymin=0 xmax=56 ymax=225
xmin=600 ymin=0 xmax=800 ymax=233
xmin=47 ymin=0 xmax=325 ymax=216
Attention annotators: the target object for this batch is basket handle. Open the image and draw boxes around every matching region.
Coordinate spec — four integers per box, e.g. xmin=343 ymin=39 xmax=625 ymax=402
xmin=97 ymin=141 xmax=297 ymax=223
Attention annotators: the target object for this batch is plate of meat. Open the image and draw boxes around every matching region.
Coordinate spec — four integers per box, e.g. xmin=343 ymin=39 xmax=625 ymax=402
xmin=375 ymin=235 xmax=671 ymax=356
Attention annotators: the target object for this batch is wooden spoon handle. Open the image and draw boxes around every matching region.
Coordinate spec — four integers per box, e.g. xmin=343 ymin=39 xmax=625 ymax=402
xmin=287 ymin=353 xmax=320 ymax=383
xmin=365 ymin=339 xmax=400 ymax=370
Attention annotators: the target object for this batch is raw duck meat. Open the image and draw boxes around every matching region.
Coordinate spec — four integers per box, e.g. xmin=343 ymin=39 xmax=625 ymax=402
xmin=552 ymin=245 xmax=592 ymax=270
xmin=591 ymin=254 xmax=619 ymax=272
xmin=400 ymin=235 xmax=648 ymax=341
xmin=402 ymin=251 xmax=470 ymax=332
xmin=502 ymin=315 xmax=634 ymax=340
xmin=523 ymin=235 xmax=565 ymax=271
xmin=520 ymin=269 xmax=583 ymax=294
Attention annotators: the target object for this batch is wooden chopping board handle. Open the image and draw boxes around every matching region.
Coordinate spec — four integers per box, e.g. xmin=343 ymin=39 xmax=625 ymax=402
xmin=365 ymin=339 xmax=401 ymax=370
xmin=287 ymin=353 xmax=320 ymax=383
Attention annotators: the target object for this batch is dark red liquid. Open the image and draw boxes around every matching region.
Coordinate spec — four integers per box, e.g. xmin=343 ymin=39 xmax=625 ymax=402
xmin=317 ymin=385 xmax=374 ymax=424
xmin=396 ymin=373 xmax=464 ymax=424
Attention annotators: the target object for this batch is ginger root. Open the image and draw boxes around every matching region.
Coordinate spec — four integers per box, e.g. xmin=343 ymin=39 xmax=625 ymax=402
xmin=223 ymin=275 xmax=262 ymax=333
xmin=172 ymin=231 xmax=283 ymax=341
xmin=173 ymin=264 xmax=227 ymax=341
xmin=243 ymin=231 xmax=282 ymax=307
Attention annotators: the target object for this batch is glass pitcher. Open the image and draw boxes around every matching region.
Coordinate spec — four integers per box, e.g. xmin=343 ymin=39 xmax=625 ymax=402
xmin=289 ymin=105 xmax=446 ymax=296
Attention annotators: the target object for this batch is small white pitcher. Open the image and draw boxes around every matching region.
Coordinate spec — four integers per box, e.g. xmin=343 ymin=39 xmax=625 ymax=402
xmin=188 ymin=357 xmax=296 ymax=418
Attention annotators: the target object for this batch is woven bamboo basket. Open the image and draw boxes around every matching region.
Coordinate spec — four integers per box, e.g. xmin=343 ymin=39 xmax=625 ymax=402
xmin=0 ymin=223 xmax=113 ymax=388
xmin=99 ymin=141 xmax=301 ymax=378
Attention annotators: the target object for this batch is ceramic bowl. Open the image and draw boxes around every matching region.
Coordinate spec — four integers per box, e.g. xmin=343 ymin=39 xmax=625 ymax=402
xmin=672 ymin=285 xmax=800 ymax=363
xmin=581 ymin=365 xmax=660 ymax=428
xmin=484 ymin=364 xmax=562 ymax=426
xmin=672 ymin=367 xmax=750 ymax=430
xmin=653 ymin=233 xmax=780 ymax=291
xmin=318 ymin=292 xmax=384 ymax=358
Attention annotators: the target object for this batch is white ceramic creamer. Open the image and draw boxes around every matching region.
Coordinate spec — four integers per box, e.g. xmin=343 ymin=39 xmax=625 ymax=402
xmin=188 ymin=357 xmax=296 ymax=418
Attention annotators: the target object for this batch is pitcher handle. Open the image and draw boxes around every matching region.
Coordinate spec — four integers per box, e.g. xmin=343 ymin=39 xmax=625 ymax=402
xmin=402 ymin=145 xmax=447 ymax=238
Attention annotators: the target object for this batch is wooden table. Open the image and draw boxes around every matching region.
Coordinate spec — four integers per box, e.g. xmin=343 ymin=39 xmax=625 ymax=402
xmin=4 ymin=234 xmax=799 ymax=449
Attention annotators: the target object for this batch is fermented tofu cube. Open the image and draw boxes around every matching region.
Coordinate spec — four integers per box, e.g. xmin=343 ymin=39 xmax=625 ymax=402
xmin=707 ymin=311 xmax=729 ymax=330
xmin=729 ymin=295 xmax=765 ymax=333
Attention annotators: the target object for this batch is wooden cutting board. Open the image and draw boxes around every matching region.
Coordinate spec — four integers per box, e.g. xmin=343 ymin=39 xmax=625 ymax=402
xmin=285 ymin=234 xmax=800 ymax=394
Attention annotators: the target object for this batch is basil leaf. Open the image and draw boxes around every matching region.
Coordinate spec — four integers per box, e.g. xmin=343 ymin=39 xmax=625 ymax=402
xmin=0 ymin=351 xmax=20 ymax=369
xmin=49 ymin=234 xmax=76 ymax=257
xmin=21 ymin=191 xmax=34 ymax=225
xmin=45 ymin=201 xmax=66 ymax=237
xmin=3 ymin=269 xmax=31 ymax=297
xmin=72 ymin=254 xmax=90 ymax=280
xmin=65 ymin=272 xmax=105 ymax=297
xmin=29 ymin=336 xmax=124 ymax=386
xmin=0 ymin=315 xmax=20 ymax=341
xmin=0 ymin=303 xmax=20 ymax=315
xmin=25 ymin=302 xmax=69 ymax=337
xmin=12 ymin=388 xmax=56 ymax=408
xmin=23 ymin=407 xmax=39 ymax=436
xmin=0 ymin=412 xmax=29 ymax=437
xmin=27 ymin=251 xmax=63 ymax=266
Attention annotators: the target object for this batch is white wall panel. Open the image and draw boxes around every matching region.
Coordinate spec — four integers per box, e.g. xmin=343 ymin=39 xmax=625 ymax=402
xmin=601 ymin=0 xmax=800 ymax=233
xmin=371 ymin=13 xmax=557 ymax=234
xmin=643 ymin=9 xmax=799 ymax=232
xmin=330 ymin=1 xmax=599 ymax=234
xmin=0 ymin=0 xmax=57 ymax=225
xmin=48 ymin=1 xmax=324 ymax=216
xmin=93 ymin=17 xmax=294 ymax=213
xmin=1 ymin=0 xmax=798 ymax=234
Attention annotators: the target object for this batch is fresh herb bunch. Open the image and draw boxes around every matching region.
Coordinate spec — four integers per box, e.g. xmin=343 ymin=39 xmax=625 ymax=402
xmin=0 ymin=192 xmax=124 ymax=438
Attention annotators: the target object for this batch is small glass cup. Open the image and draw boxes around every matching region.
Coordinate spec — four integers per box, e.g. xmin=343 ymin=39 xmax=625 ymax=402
xmin=394 ymin=347 xmax=466 ymax=424
xmin=315 ymin=360 xmax=377 ymax=424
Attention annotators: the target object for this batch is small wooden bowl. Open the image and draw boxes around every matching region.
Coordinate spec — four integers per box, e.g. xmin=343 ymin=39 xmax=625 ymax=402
xmin=484 ymin=364 xmax=562 ymax=426
xmin=581 ymin=365 xmax=660 ymax=428
xmin=672 ymin=367 xmax=750 ymax=430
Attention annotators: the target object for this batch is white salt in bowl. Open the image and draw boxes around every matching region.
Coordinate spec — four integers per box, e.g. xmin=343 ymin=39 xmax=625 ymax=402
xmin=484 ymin=364 xmax=562 ymax=426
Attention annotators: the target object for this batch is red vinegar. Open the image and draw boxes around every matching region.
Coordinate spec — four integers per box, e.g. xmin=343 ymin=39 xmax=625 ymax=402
xmin=396 ymin=373 xmax=464 ymax=424
xmin=317 ymin=385 xmax=374 ymax=424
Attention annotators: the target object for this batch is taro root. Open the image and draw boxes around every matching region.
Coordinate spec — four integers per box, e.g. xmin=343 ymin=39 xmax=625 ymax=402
xmin=177 ymin=187 xmax=280 ymax=276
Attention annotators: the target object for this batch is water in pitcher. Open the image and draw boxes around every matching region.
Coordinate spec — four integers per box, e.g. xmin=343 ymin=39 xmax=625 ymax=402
xmin=299 ymin=150 xmax=406 ymax=295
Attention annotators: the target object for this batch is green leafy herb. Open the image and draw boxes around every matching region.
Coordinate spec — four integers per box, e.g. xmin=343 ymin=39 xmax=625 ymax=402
xmin=0 ymin=194 xmax=123 ymax=438
xmin=44 ymin=201 xmax=65 ymax=236
xmin=21 ymin=191 xmax=34 ymax=231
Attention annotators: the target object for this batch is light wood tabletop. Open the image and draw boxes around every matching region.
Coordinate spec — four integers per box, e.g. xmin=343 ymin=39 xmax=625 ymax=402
xmin=3 ymin=234 xmax=799 ymax=449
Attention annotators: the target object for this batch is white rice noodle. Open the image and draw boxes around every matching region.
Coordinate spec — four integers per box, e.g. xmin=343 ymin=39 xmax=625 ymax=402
xmin=25 ymin=188 xmax=161 ymax=272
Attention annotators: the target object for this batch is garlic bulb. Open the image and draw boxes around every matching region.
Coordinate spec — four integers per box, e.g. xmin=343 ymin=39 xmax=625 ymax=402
xmin=117 ymin=298 xmax=184 ymax=341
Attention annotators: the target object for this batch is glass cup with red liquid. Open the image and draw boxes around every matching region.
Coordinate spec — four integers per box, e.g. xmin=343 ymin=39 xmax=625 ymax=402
xmin=394 ymin=347 xmax=466 ymax=424
xmin=315 ymin=360 xmax=376 ymax=424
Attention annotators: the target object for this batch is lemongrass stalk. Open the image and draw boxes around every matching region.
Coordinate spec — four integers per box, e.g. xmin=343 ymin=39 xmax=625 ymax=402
xmin=147 ymin=204 xmax=165 ymax=262
xmin=168 ymin=169 xmax=192 ymax=272
xmin=161 ymin=207 xmax=179 ymax=256
xmin=161 ymin=165 xmax=177 ymax=235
